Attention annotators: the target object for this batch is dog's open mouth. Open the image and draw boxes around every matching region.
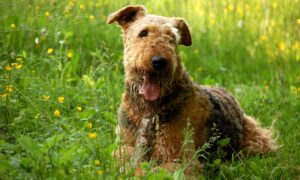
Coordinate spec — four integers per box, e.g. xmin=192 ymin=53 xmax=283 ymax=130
xmin=139 ymin=75 xmax=160 ymax=101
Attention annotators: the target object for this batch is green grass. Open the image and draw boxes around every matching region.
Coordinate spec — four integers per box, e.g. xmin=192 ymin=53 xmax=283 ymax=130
xmin=1 ymin=0 xmax=300 ymax=179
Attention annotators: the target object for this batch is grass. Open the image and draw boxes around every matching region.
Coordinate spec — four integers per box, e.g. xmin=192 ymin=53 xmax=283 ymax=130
xmin=0 ymin=0 xmax=300 ymax=179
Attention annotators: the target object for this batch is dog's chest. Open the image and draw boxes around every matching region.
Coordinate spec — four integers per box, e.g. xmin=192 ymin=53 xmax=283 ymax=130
xmin=151 ymin=123 xmax=184 ymax=162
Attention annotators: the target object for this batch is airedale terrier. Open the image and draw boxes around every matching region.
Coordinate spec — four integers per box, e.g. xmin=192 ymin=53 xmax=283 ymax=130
xmin=108 ymin=5 xmax=278 ymax=173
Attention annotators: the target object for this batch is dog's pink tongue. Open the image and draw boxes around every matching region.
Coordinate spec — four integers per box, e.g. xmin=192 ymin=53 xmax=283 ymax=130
xmin=142 ymin=76 xmax=160 ymax=101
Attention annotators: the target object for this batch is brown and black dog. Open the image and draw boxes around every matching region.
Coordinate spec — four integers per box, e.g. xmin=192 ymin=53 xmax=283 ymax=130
xmin=108 ymin=5 xmax=278 ymax=173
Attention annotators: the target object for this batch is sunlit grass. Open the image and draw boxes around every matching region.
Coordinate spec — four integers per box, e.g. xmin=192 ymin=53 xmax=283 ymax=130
xmin=0 ymin=0 xmax=299 ymax=178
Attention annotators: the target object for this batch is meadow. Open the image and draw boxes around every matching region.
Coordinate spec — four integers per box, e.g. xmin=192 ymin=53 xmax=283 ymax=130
xmin=0 ymin=0 xmax=300 ymax=179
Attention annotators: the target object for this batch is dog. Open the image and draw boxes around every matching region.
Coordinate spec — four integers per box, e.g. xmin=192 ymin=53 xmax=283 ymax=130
xmin=107 ymin=5 xmax=278 ymax=174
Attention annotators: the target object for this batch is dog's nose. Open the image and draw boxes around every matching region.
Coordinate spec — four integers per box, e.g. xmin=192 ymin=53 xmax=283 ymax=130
xmin=151 ymin=56 xmax=167 ymax=70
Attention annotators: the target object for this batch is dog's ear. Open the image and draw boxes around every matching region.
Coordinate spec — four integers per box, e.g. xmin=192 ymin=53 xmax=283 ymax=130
xmin=107 ymin=5 xmax=146 ymax=29
xmin=172 ymin=18 xmax=192 ymax=46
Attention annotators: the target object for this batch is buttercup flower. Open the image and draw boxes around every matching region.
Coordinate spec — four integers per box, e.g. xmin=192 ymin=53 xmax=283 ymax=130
xmin=12 ymin=63 xmax=22 ymax=69
xmin=69 ymin=1 xmax=74 ymax=7
xmin=79 ymin=4 xmax=85 ymax=10
xmin=76 ymin=106 xmax=82 ymax=112
xmin=87 ymin=132 xmax=97 ymax=139
xmin=96 ymin=170 xmax=103 ymax=175
xmin=89 ymin=15 xmax=95 ymax=21
xmin=15 ymin=64 xmax=22 ymax=69
xmin=1 ymin=93 xmax=8 ymax=98
xmin=16 ymin=57 xmax=22 ymax=62
xmin=67 ymin=51 xmax=73 ymax=59
xmin=87 ymin=122 xmax=92 ymax=129
xmin=278 ymin=42 xmax=285 ymax=51
xmin=10 ymin=24 xmax=16 ymax=29
xmin=297 ymin=19 xmax=300 ymax=25
xmin=58 ymin=96 xmax=64 ymax=103
xmin=45 ymin=11 xmax=50 ymax=17
xmin=6 ymin=85 xmax=13 ymax=92
xmin=47 ymin=48 xmax=54 ymax=54
xmin=94 ymin=160 xmax=100 ymax=166
xmin=259 ymin=35 xmax=268 ymax=41
xmin=42 ymin=95 xmax=50 ymax=100
xmin=5 ymin=65 xmax=12 ymax=71
xmin=54 ymin=109 xmax=61 ymax=117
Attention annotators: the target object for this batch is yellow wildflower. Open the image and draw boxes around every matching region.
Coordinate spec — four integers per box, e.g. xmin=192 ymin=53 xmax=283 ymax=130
xmin=15 ymin=64 xmax=22 ymax=69
xmin=54 ymin=109 xmax=61 ymax=117
xmin=58 ymin=96 xmax=64 ymax=103
xmin=76 ymin=106 xmax=82 ymax=112
xmin=297 ymin=19 xmax=300 ymax=25
xmin=79 ymin=4 xmax=85 ymax=10
xmin=1 ymin=93 xmax=8 ymax=98
xmin=264 ymin=85 xmax=269 ymax=92
xmin=69 ymin=1 xmax=74 ymax=7
xmin=87 ymin=132 xmax=97 ymax=139
xmin=292 ymin=42 xmax=299 ymax=51
xmin=45 ymin=11 xmax=50 ymax=17
xmin=228 ymin=5 xmax=234 ymax=12
xmin=42 ymin=95 xmax=50 ymax=100
xmin=10 ymin=23 xmax=16 ymax=29
xmin=94 ymin=160 xmax=100 ymax=166
xmin=5 ymin=65 xmax=12 ymax=71
xmin=11 ymin=63 xmax=22 ymax=69
xmin=291 ymin=87 xmax=300 ymax=94
xmin=259 ymin=35 xmax=268 ymax=42
xmin=270 ymin=20 xmax=276 ymax=27
xmin=89 ymin=15 xmax=95 ymax=21
xmin=67 ymin=51 xmax=73 ymax=59
xmin=278 ymin=42 xmax=285 ymax=52
xmin=87 ymin=122 xmax=92 ymax=129
xmin=6 ymin=85 xmax=13 ymax=92
xmin=47 ymin=48 xmax=54 ymax=54
xmin=236 ymin=7 xmax=243 ymax=17
xmin=16 ymin=57 xmax=22 ymax=62
xmin=96 ymin=170 xmax=103 ymax=175
xmin=11 ymin=63 xmax=17 ymax=67
xmin=223 ymin=8 xmax=228 ymax=15
xmin=65 ymin=9 xmax=71 ymax=14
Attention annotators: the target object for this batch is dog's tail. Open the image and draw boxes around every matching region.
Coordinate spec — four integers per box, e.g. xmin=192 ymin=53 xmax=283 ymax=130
xmin=241 ymin=115 xmax=279 ymax=155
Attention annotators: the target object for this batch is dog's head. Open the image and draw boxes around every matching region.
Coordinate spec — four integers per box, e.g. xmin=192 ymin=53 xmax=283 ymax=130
xmin=108 ymin=5 xmax=192 ymax=101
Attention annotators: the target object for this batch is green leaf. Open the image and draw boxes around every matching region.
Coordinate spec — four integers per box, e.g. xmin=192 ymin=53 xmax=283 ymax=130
xmin=18 ymin=135 xmax=40 ymax=156
xmin=20 ymin=157 xmax=33 ymax=168
xmin=0 ymin=139 xmax=7 ymax=148
xmin=213 ymin=159 xmax=221 ymax=166
xmin=217 ymin=138 xmax=231 ymax=147
xmin=173 ymin=169 xmax=184 ymax=180
xmin=59 ymin=145 xmax=79 ymax=164
xmin=45 ymin=134 xmax=64 ymax=149
xmin=0 ymin=154 xmax=13 ymax=171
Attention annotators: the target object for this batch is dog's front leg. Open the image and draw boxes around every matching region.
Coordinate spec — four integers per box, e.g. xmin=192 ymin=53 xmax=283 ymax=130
xmin=132 ymin=116 xmax=156 ymax=166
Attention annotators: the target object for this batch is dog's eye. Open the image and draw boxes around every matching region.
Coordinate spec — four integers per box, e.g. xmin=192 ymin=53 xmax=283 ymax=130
xmin=138 ymin=30 xmax=148 ymax=37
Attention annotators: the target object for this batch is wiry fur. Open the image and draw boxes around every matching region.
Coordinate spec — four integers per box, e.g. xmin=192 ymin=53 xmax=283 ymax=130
xmin=108 ymin=5 xmax=278 ymax=173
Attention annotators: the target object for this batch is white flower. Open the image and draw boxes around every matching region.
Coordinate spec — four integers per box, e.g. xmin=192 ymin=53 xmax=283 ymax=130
xmin=35 ymin=37 xmax=39 ymax=44
xmin=237 ymin=20 xmax=243 ymax=28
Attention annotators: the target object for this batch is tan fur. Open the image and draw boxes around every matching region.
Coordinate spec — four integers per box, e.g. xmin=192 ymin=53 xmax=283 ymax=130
xmin=242 ymin=115 xmax=278 ymax=154
xmin=108 ymin=5 xmax=278 ymax=174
